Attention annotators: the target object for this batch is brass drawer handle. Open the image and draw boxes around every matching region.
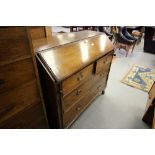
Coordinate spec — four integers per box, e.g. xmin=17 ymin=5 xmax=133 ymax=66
xmin=0 ymin=79 xmax=5 ymax=86
xmin=0 ymin=104 xmax=15 ymax=117
xmin=76 ymin=89 xmax=82 ymax=95
xmin=77 ymin=73 xmax=84 ymax=81
xmin=76 ymin=107 xmax=81 ymax=111
xmin=103 ymin=59 xmax=109 ymax=64
xmin=100 ymin=73 xmax=104 ymax=77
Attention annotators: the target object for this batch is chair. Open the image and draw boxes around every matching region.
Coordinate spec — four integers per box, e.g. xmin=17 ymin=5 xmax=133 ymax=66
xmin=114 ymin=26 xmax=137 ymax=56
xmin=127 ymin=26 xmax=144 ymax=45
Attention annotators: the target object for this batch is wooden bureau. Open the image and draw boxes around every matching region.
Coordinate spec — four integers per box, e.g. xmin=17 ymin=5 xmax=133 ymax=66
xmin=0 ymin=26 xmax=49 ymax=128
xmin=35 ymin=31 xmax=114 ymax=128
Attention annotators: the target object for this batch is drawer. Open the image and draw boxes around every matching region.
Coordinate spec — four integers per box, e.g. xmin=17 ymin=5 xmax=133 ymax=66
xmin=63 ymin=80 xmax=105 ymax=128
xmin=0 ymin=59 xmax=36 ymax=93
xmin=0 ymin=27 xmax=31 ymax=65
xmin=62 ymin=76 xmax=93 ymax=113
xmin=62 ymin=72 xmax=107 ymax=113
xmin=0 ymin=80 xmax=40 ymax=123
xmin=0 ymin=103 xmax=47 ymax=129
xmin=96 ymin=54 xmax=113 ymax=74
xmin=62 ymin=64 xmax=93 ymax=95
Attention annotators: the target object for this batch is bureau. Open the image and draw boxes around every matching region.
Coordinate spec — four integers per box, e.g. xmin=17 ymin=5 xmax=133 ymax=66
xmin=36 ymin=31 xmax=114 ymax=128
xmin=0 ymin=26 xmax=49 ymax=128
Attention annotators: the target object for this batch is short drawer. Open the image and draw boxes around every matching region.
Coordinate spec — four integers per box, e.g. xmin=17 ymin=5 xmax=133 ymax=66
xmin=0 ymin=80 xmax=40 ymax=123
xmin=62 ymin=64 xmax=93 ymax=95
xmin=0 ymin=27 xmax=31 ymax=65
xmin=96 ymin=54 xmax=113 ymax=74
xmin=0 ymin=59 xmax=36 ymax=93
xmin=63 ymin=80 xmax=105 ymax=128
xmin=0 ymin=103 xmax=47 ymax=129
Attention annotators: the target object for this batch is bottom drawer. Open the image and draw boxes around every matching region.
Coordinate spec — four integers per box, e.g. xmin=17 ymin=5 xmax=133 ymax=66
xmin=0 ymin=103 xmax=48 ymax=129
xmin=63 ymin=81 xmax=105 ymax=128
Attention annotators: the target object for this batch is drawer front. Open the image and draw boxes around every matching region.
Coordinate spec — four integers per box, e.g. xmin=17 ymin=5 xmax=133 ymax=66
xmin=0 ymin=27 xmax=31 ymax=65
xmin=96 ymin=54 xmax=113 ymax=74
xmin=62 ymin=64 xmax=93 ymax=95
xmin=0 ymin=81 xmax=40 ymax=123
xmin=0 ymin=103 xmax=47 ymax=129
xmin=63 ymin=80 xmax=105 ymax=128
xmin=63 ymin=77 xmax=93 ymax=113
xmin=62 ymin=71 xmax=108 ymax=113
xmin=0 ymin=59 xmax=36 ymax=93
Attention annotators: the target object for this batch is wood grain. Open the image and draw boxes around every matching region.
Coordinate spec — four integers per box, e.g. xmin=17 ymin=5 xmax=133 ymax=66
xmin=38 ymin=33 xmax=114 ymax=81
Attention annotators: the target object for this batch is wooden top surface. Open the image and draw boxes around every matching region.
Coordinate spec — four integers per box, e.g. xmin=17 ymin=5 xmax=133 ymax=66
xmin=33 ymin=30 xmax=102 ymax=52
xmin=37 ymin=32 xmax=114 ymax=82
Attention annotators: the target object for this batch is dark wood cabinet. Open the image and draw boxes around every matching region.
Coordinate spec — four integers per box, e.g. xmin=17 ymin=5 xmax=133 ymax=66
xmin=35 ymin=31 xmax=114 ymax=128
xmin=0 ymin=26 xmax=48 ymax=128
xmin=144 ymin=27 xmax=155 ymax=54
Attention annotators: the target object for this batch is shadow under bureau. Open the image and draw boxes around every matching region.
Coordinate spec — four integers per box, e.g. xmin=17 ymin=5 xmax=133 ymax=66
xmin=36 ymin=31 xmax=114 ymax=128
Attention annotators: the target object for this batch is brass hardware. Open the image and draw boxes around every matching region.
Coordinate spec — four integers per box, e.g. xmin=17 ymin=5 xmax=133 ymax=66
xmin=76 ymin=89 xmax=82 ymax=95
xmin=100 ymin=73 xmax=104 ymax=77
xmin=77 ymin=72 xmax=83 ymax=81
xmin=76 ymin=107 xmax=81 ymax=111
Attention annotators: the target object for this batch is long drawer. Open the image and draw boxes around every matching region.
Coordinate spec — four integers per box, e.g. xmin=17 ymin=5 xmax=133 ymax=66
xmin=0 ymin=27 xmax=31 ymax=65
xmin=0 ymin=103 xmax=47 ymax=129
xmin=63 ymin=79 xmax=106 ymax=128
xmin=62 ymin=69 xmax=108 ymax=113
xmin=0 ymin=58 xmax=36 ymax=93
xmin=62 ymin=64 xmax=93 ymax=96
xmin=96 ymin=53 xmax=113 ymax=74
xmin=0 ymin=80 xmax=40 ymax=123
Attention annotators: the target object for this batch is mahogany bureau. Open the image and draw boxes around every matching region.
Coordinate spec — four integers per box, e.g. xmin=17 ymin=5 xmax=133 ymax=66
xmin=0 ymin=26 xmax=49 ymax=128
xmin=35 ymin=31 xmax=114 ymax=128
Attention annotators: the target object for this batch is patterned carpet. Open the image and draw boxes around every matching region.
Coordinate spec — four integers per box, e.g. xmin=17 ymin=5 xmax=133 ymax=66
xmin=121 ymin=64 xmax=155 ymax=92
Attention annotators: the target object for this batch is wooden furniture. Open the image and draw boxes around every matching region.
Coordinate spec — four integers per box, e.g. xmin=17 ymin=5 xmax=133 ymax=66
xmin=142 ymin=82 xmax=155 ymax=128
xmin=144 ymin=27 xmax=155 ymax=54
xmin=0 ymin=26 xmax=49 ymax=128
xmin=33 ymin=30 xmax=102 ymax=52
xmin=35 ymin=31 xmax=114 ymax=128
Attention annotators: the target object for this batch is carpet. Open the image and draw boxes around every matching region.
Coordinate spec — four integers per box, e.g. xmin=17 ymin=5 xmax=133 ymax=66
xmin=121 ymin=64 xmax=155 ymax=92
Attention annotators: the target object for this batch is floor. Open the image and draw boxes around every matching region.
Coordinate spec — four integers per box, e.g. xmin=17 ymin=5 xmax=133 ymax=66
xmin=69 ymin=35 xmax=155 ymax=129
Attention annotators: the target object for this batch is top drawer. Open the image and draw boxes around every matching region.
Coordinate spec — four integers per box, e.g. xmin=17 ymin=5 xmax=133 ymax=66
xmin=62 ymin=64 xmax=93 ymax=95
xmin=96 ymin=54 xmax=113 ymax=74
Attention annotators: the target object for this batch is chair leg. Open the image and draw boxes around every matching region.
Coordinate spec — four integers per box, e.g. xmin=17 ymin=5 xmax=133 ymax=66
xmin=125 ymin=45 xmax=130 ymax=57
xmin=131 ymin=42 xmax=136 ymax=53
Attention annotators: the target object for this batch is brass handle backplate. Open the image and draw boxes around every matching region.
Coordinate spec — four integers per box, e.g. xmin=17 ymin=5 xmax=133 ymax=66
xmin=76 ymin=89 xmax=82 ymax=95
xmin=77 ymin=72 xmax=84 ymax=81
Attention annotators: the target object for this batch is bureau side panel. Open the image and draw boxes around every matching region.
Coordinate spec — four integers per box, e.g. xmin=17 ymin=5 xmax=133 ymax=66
xmin=36 ymin=55 xmax=62 ymax=128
